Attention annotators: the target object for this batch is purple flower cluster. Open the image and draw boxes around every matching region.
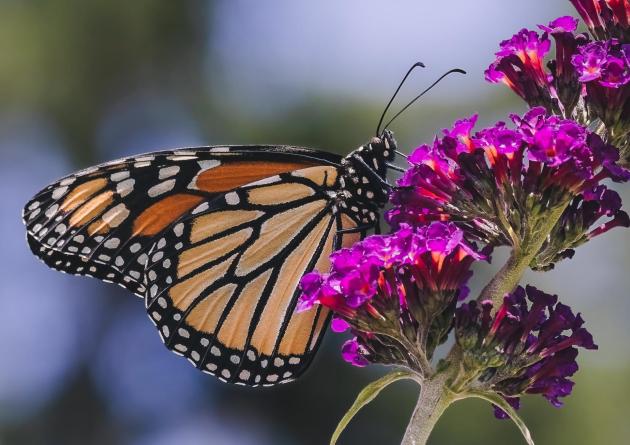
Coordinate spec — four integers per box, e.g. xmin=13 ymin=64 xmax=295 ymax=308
xmin=534 ymin=185 xmax=629 ymax=270
xmin=387 ymin=108 xmax=627 ymax=269
xmin=487 ymin=6 xmax=630 ymax=167
xmin=486 ymin=17 xmax=587 ymax=116
xmin=454 ymin=286 xmax=597 ymax=417
xmin=297 ymin=222 xmax=485 ymax=369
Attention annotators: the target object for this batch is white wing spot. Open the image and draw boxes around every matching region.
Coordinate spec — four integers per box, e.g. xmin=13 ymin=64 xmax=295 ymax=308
xmin=210 ymin=346 xmax=221 ymax=356
xmin=130 ymin=243 xmax=141 ymax=253
xmin=225 ymin=192 xmax=239 ymax=205
xmin=168 ymin=155 xmax=197 ymax=161
xmin=28 ymin=208 xmax=41 ymax=220
xmin=60 ymin=177 xmax=77 ymax=186
xmin=230 ymin=355 xmax=240 ymax=364
xmin=52 ymin=186 xmax=68 ymax=200
xmin=173 ymin=223 xmax=184 ymax=237
xmin=110 ymin=171 xmax=130 ymax=182
xmin=266 ymin=374 xmax=279 ymax=382
xmin=104 ymin=238 xmax=120 ymax=249
xmin=148 ymin=179 xmax=176 ymax=198
xmin=45 ymin=204 xmax=59 ymax=218
xmin=116 ymin=179 xmax=135 ymax=197
xmin=239 ymin=370 xmax=251 ymax=380
xmin=192 ymin=202 xmax=209 ymax=215
xmin=159 ymin=165 xmax=180 ymax=179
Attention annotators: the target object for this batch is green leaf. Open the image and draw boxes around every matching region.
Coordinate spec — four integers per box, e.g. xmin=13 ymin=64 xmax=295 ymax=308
xmin=330 ymin=370 xmax=416 ymax=445
xmin=467 ymin=390 xmax=535 ymax=445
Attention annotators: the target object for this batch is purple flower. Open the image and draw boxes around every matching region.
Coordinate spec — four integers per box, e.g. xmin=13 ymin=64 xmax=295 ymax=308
xmin=485 ymin=29 xmax=557 ymax=111
xmin=487 ymin=17 xmax=591 ymax=117
xmin=297 ymin=222 xmax=485 ymax=369
xmin=341 ymin=338 xmax=370 ymax=367
xmin=572 ymin=40 xmax=630 ymax=86
xmin=388 ymin=109 xmax=628 ymax=269
xmin=539 ymin=16 xmax=579 ymax=34
xmin=455 ymin=286 xmax=597 ymax=416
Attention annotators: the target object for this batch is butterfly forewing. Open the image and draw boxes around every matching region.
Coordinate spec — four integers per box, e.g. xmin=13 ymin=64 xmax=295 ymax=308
xmin=144 ymin=165 xmax=361 ymax=385
xmin=22 ymin=147 xmax=339 ymax=296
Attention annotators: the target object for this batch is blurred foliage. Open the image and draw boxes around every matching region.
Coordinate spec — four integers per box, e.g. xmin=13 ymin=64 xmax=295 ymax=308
xmin=0 ymin=2 xmax=628 ymax=445
xmin=0 ymin=0 xmax=207 ymax=164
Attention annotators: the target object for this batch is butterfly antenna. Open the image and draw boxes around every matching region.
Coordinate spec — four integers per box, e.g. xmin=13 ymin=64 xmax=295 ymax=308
xmin=385 ymin=162 xmax=406 ymax=173
xmin=394 ymin=149 xmax=408 ymax=159
xmin=376 ymin=61 xmax=426 ymax=136
xmin=383 ymin=68 xmax=466 ymax=130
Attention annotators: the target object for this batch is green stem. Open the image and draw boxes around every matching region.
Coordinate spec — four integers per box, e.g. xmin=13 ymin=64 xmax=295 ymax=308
xmin=478 ymin=202 xmax=569 ymax=309
xmin=400 ymin=374 xmax=455 ymax=445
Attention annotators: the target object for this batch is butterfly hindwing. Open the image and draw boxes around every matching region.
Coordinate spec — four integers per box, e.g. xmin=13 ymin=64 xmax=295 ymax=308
xmin=144 ymin=165 xmax=362 ymax=385
xmin=22 ymin=146 xmax=341 ymax=296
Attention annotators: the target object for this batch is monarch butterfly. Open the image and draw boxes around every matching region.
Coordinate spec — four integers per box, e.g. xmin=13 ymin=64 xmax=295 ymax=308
xmin=21 ymin=64 xmax=463 ymax=386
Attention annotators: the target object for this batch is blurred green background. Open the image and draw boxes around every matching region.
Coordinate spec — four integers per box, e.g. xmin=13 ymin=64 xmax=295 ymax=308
xmin=0 ymin=1 xmax=628 ymax=444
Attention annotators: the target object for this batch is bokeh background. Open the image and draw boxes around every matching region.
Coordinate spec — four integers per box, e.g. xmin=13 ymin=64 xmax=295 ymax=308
xmin=0 ymin=1 xmax=628 ymax=444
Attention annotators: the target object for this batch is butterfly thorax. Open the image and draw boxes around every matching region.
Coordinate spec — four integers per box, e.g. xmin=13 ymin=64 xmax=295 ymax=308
xmin=336 ymin=130 xmax=397 ymax=223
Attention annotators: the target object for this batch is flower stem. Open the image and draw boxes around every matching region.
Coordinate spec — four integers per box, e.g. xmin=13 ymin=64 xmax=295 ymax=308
xmin=478 ymin=202 xmax=569 ymax=309
xmin=401 ymin=373 xmax=455 ymax=445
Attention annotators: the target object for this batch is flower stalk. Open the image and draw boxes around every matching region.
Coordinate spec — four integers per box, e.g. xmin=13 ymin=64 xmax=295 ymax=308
xmin=478 ymin=201 xmax=571 ymax=308
xmin=401 ymin=373 xmax=456 ymax=445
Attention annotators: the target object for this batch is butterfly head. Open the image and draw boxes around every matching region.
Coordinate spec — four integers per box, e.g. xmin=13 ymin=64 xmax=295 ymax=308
xmin=339 ymin=130 xmax=398 ymax=211
xmin=350 ymin=129 xmax=397 ymax=177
